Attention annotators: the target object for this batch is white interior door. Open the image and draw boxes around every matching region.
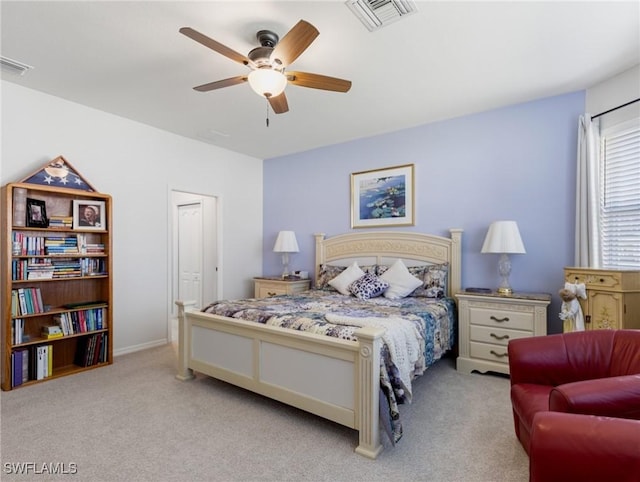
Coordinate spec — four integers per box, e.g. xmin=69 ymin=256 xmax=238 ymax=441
xmin=178 ymin=202 xmax=202 ymax=308
xmin=170 ymin=190 xmax=218 ymax=342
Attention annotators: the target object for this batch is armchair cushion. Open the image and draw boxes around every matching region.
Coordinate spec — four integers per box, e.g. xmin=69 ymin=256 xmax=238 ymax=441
xmin=550 ymin=374 xmax=640 ymax=419
xmin=529 ymin=412 xmax=640 ymax=482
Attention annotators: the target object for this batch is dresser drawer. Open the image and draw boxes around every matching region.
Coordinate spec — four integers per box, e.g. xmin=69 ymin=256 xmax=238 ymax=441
xmin=564 ymin=270 xmax=621 ymax=290
xmin=469 ymin=325 xmax=531 ymax=346
xmin=469 ymin=342 xmax=509 ymax=365
xmin=468 ymin=306 xmax=534 ymax=331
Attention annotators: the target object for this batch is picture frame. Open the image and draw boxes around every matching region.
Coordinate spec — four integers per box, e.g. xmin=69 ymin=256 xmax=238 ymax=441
xmin=26 ymin=198 xmax=48 ymax=228
xmin=73 ymin=200 xmax=106 ymax=230
xmin=351 ymin=164 xmax=415 ymax=228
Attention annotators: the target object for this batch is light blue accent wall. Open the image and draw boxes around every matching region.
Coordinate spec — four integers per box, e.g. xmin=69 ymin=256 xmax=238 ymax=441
xmin=264 ymin=91 xmax=585 ymax=333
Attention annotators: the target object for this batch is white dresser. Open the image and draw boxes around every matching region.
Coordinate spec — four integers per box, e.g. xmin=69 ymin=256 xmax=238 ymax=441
xmin=455 ymin=291 xmax=551 ymax=375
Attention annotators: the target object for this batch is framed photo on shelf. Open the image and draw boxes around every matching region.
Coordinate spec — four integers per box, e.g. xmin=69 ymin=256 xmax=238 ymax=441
xmin=350 ymin=164 xmax=415 ymax=228
xmin=73 ymin=200 xmax=106 ymax=230
xmin=26 ymin=198 xmax=48 ymax=228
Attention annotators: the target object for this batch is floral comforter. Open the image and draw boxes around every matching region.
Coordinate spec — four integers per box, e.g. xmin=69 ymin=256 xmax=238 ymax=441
xmin=202 ymin=289 xmax=456 ymax=444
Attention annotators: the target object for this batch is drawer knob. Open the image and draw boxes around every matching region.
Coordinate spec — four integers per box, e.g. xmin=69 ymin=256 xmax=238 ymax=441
xmin=490 ymin=333 xmax=510 ymax=340
xmin=490 ymin=350 xmax=508 ymax=358
xmin=267 ymin=291 xmax=277 ymax=297
xmin=490 ymin=316 xmax=510 ymax=323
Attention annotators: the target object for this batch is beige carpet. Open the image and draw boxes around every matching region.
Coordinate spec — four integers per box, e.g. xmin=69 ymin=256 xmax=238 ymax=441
xmin=0 ymin=343 xmax=528 ymax=481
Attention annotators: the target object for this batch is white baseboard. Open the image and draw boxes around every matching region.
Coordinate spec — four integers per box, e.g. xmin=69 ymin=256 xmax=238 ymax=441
xmin=114 ymin=338 xmax=168 ymax=357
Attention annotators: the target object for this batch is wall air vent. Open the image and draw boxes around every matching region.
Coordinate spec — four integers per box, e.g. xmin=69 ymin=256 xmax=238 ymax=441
xmin=0 ymin=56 xmax=34 ymax=76
xmin=345 ymin=0 xmax=418 ymax=32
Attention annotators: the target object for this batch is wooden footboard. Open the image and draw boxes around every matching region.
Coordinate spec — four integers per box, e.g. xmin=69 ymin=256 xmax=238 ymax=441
xmin=176 ymin=300 xmax=386 ymax=459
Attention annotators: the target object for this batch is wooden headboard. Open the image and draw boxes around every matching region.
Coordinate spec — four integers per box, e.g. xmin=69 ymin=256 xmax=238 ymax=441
xmin=314 ymin=229 xmax=463 ymax=297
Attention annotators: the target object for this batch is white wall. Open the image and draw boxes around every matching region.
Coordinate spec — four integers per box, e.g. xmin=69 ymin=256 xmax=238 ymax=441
xmin=586 ymin=64 xmax=640 ymax=129
xmin=1 ymin=81 xmax=263 ymax=354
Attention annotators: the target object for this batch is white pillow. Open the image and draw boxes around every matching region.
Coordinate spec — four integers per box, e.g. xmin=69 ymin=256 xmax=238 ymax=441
xmin=380 ymin=259 xmax=423 ymax=299
xmin=328 ymin=261 xmax=365 ymax=295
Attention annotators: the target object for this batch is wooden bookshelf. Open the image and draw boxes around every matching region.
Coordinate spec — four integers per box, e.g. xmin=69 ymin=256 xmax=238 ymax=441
xmin=1 ymin=179 xmax=113 ymax=390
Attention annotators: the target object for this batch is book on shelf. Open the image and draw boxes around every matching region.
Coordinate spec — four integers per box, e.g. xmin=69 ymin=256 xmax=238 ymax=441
xmin=75 ymin=333 xmax=107 ymax=367
xmin=11 ymin=349 xmax=30 ymax=387
xmin=11 ymin=291 xmax=20 ymax=317
xmin=12 ymin=318 xmax=25 ymax=344
xmin=12 ymin=287 xmax=45 ymax=316
xmin=48 ymin=345 xmax=52 ymax=377
xmin=12 ymin=351 xmax=21 ymax=387
xmin=12 ymin=187 xmax=27 ymax=227
xmin=45 ymin=236 xmax=79 ymax=255
xmin=42 ymin=325 xmax=63 ymax=339
xmin=32 ymin=345 xmax=53 ymax=380
xmin=54 ymin=313 xmax=72 ymax=336
xmin=36 ymin=346 xmax=45 ymax=380
xmin=47 ymin=215 xmax=73 ymax=228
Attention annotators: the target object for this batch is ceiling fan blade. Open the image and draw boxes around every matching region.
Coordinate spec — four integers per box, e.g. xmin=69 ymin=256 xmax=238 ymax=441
xmin=286 ymin=71 xmax=352 ymax=93
xmin=270 ymin=20 xmax=319 ymax=68
xmin=180 ymin=27 xmax=254 ymax=67
xmin=193 ymin=76 xmax=248 ymax=92
xmin=268 ymin=92 xmax=289 ymax=114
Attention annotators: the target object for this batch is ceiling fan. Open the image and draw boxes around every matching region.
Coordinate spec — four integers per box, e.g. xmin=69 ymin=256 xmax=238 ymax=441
xmin=179 ymin=20 xmax=352 ymax=115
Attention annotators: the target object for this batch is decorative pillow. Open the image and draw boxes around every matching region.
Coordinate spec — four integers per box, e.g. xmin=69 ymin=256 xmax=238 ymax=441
xmin=316 ymin=264 xmax=346 ymax=290
xmin=411 ymin=262 xmax=449 ymax=298
xmin=379 ymin=259 xmax=423 ymax=299
xmin=349 ymin=273 xmax=390 ymax=300
xmin=328 ymin=262 xmax=365 ymax=295
xmin=316 ymin=264 xmax=377 ymax=290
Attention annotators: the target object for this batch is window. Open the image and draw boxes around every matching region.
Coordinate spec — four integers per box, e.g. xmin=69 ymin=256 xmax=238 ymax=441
xmin=599 ymin=119 xmax=640 ymax=269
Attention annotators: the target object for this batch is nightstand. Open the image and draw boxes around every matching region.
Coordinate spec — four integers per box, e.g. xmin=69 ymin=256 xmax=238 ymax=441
xmin=455 ymin=291 xmax=551 ymax=375
xmin=253 ymin=277 xmax=311 ymax=298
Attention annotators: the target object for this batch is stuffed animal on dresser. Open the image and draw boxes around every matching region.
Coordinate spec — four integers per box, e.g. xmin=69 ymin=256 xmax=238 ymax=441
xmin=559 ymin=282 xmax=587 ymax=332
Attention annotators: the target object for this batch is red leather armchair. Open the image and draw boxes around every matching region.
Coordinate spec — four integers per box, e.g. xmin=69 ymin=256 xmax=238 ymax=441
xmin=529 ymin=412 xmax=640 ymax=482
xmin=507 ymin=329 xmax=640 ymax=455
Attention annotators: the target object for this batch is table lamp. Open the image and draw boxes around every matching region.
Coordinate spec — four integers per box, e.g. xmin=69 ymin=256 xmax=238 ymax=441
xmin=481 ymin=221 xmax=526 ymax=295
xmin=273 ymin=230 xmax=299 ymax=279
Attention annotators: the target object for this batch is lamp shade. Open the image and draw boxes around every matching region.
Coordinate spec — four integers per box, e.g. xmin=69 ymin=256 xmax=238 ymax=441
xmin=248 ymin=69 xmax=287 ymax=98
xmin=481 ymin=221 xmax=526 ymax=254
xmin=273 ymin=231 xmax=299 ymax=253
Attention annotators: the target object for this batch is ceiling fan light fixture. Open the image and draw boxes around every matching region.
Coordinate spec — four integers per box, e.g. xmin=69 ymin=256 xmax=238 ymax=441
xmin=248 ymin=69 xmax=287 ymax=98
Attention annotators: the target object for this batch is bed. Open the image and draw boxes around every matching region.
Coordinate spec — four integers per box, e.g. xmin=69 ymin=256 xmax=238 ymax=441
xmin=176 ymin=229 xmax=462 ymax=459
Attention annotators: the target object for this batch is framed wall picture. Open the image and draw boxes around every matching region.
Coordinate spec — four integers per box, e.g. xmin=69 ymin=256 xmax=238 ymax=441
xmin=351 ymin=164 xmax=415 ymax=228
xmin=73 ymin=200 xmax=106 ymax=230
xmin=26 ymin=198 xmax=48 ymax=228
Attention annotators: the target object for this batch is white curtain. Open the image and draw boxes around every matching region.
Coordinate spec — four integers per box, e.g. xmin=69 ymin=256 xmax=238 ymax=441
xmin=575 ymin=114 xmax=601 ymax=267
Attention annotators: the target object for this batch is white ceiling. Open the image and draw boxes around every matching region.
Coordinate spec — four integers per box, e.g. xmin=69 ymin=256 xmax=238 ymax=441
xmin=2 ymin=1 xmax=639 ymax=160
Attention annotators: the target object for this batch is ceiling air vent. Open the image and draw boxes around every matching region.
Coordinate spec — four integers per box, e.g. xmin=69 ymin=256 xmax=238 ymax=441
xmin=0 ymin=56 xmax=34 ymax=76
xmin=345 ymin=0 xmax=418 ymax=32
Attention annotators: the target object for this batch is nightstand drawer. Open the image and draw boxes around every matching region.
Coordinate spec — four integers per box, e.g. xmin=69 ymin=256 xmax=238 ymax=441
xmin=256 ymin=285 xmax=288 ymax=298
xmin=469 ymin=325 xmax=531 ymax=346
xmin=469 ymin=342 xmax=509 ymax=365
xmin=253 ymin=277 xmax=311 ymax=299
xmin=469 ymin=307 xmax=534 ymax=331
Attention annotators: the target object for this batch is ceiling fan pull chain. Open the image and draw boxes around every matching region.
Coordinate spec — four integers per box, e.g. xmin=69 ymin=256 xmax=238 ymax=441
xmin=266 ymin=98 xmax=270 ymax=127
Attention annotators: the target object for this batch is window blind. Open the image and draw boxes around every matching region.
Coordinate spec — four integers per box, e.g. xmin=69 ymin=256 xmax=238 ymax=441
xmin=600 ymin=122 xmax=640 ymax=269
